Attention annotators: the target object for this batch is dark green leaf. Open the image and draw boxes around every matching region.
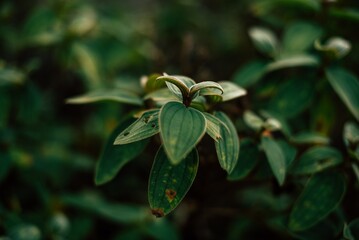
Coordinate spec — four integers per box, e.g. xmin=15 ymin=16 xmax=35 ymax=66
xmin=159 ymin=102 xmax=206 ymax=164
xmin=326 ymin=67 xmax=359 ymax=121
xmin=114 ymin=109 xmax=160 ymax=145
xmin=261 ymin=136 xmax=287 ymax=185
xmin=144 ymin=88 xmax=179 ymax=106
xmin=148 ymin=146 xmax=198 ymax=217
xmin=95 ymin=120 xmax=149 ymax=185
xmin=214 ymin=111 xmax=240 ymax=174
xmin=228 ymin=139 xmax=259 ymax=181
xmin=282 ymin=22 xmax=323 ymax=54
xmin=291 ymin=146 xmax=343 ymax=175
xmin=288 ymin=171 xmax=346 ymax=231
xmin=66 ymin=89 xmax=143 ymax=106
xmin=233 ymin=60 xmax=267 ymax=88
xmin=290 ymin=132 xmax=329 ymax=145
xmin=0 ymin=151 xmax=12 ymax=183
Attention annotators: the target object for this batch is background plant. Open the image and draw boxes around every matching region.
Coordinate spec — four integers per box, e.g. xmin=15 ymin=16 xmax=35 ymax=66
xmin=1 ymin=0 xmax=359 ymax=239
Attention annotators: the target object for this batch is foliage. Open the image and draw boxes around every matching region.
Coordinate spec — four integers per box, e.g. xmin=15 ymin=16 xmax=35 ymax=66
xmin=1 ymin=0 xmax=359 ymax=239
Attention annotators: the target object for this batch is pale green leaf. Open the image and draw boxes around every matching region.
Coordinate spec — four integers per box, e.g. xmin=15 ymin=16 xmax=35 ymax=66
xmin=144 ymin=88 xmax=179 ymax=106
xmin=148 ymin=146 xmax=198 ymax=217
xmin=203 ymin=112 xmax=229 ymax=142
xmin=344 ymin=218 xmax=359 ymax=240
xmin=66 ymin=89 xmax=143 ymax=106
xmin=261 ymin=136 xmax=287 ymax=185
xmin=189 ymin=81 xmax=223 ymax=99
xmin=95 ymin=120 xmax=149 ymax=185
xmin=243 ymin=110 xmax=264 ymax=131
xmin=214 ymin=111 xmax=240 ymax=174
xmin=291 ymin=146 xmax=343 ymax=175
xmin=114 ymin=109 xmax=160 ymax=145
xmin=315 ymin=37 xmax=351 ymax=59
xmin=159 ymin=102 xmax=206 ymax=164
xmin=290 ymin=132 xmax=329 ymax=144
xmin=266 ymin=54 xmax=319 ymax=72
xmin=157 ymin=75 xmax=190 ymax=100
xmin=249 ymin=27 xmax=279 ymax=57
xmin=326 ymin=67 xmax=359 ymax=121
xmin=218 ymin=81 xmax=247 ymax=102
xmin=288 ymin=171 xmax=346 ymax=231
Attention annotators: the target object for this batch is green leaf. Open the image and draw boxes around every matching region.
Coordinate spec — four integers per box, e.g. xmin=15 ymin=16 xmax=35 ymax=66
xmin=228 ymin=139 xmax=259 ymax=181
xmin=95 ymin=120 xmax=149 ymax=185
xmin=344 ymin=218 xmax=359 ymax=240
xmin=159 ymin=102 xmax=206 ymax=164
xmin=282 ymin=22 xmax=323 ymax=54
xmin=203 ymin=112 xmax=229 ymax=142
xmin=214 ymin=111 xmax=240 ymax=174
xmin=156 ymin=75 xmax=190 ymax=100
xmin=148 ymin=146 xmax=198 ymax=217
xmin=266 ymin=77 xmax=315 ymax=118
xmin=142 ymin=73 xmax=165 ymax=93
xmin=326 ymin=67 xmax=359 ymax=121
xmin=218 ymin=81 xmax=247 ymax=102
xmin=288 ymin=171 xmax=346 ymax=231
xmin=261 ymin=136 xmax=287 ymax=185
xmin=243 ymin=110 xmax=264 ymax=131
xmin=344 ymin=122 xmax=359 ymax=146
xmin=291 ymin=146 xmax=343 ymax=175
xmin=189 ymin=81 xmax=223 ymax=99
xmin=290 ymin=132 xmax=329 ymax=145
xmin=315 ymin=37 xmax=351 ymax=59
xmin=144 ymin=88 xmax=179 ymax=106
xmin=62 ymin=192 xmax=149 ymax=224
xmin=0 ymin=151 xmax=12 ymax=183
xmin=249 ymin=27 xmax=279 ymax=57
xmin=266 ymin=54 xmax=319 ymax=72
xmin=66 ymin=89 xmax=143 ymax=106
xmin=232 ymin=60 xmax=267 ymax=88
xmin=114 ymin=109 xmax=160 ymax=145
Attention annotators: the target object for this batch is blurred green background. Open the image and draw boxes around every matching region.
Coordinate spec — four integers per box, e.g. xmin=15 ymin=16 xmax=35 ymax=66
xmin=1 ymin=0 xmax=359 ymax=239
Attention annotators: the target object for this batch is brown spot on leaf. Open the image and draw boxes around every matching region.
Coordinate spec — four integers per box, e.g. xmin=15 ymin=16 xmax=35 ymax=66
xmin=151 ymin=208 xmax=164 ymax=218
xmin=165 ymin=189 xmax=177 ymax=202
xmin=262 ymin=130 xmax=272 ymax=137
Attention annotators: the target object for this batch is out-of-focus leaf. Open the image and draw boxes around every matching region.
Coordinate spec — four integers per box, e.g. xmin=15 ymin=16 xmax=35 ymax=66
xmin=218 ymin=81 xmax=247 ymax=102
xmin=243 ymin=111 xmax=264 ymax=131
xmin=114 ymin=109 xmax=160 ymax=145
xmin=144 ymin=88 xmax=179 ymax=106
xmin=249 ymin=27 xmax=279 ymax=57
xmin=282 ymin=22 xmax=323 ymax=54
xmin=142 ymin=73 xmax=165 ymax=93
xmin=145 ymin=218 xmax=180 ymax=240
xmin=277 ymin=140 xmax=297 ymax=168
xmin=95 ymin=119 xmax=149 ymax=185
xmin=326 ymin=67 xmax=359 ymax=121
xmin=9 ymin=224 xmax=41 ymax=240
xmin=0 ymin=67 xmax=25 ymax=86
xmin=68 ymin=6 xmax=97 ymax=36
xmin=344 ymin=122 xmax=359 ymax=146
xmin=315 ymin=37 xmax=351 ymax=59
xmin=263 ymin=118 xmax=282 ymax=131
xmin=329 ymin=8 xmax=359 ymax=23
xmin=159 ymin=102 xmax=206 ymax=164
xmin=148 ymin=146 xmax=198 ymax=217
xmin=214 ymin=111 xmax=240 ymax=174
xmin=228 ymin=139 xmax=258 ymax=181
xmin=62 ymin=192 xmax=149 ymax=224
xmin=0 ymin=151 xmax=12 ymax=183
xmin=233 ymin=60 xmax=267 ymax=88
xmin=291 ymin=132 xmax=330 ymax=145
xmin=288 ymin=171 xmax=346 ymax=231
xmin=291 ymin=146 xmax=342 ymax=175
xmin=344 ymin=218 xmax=359 ymax=240
xmin=66 ymin=89 xmax=143 ymax=106
xmin=260 ymin=110 xmax=292 ymax=136
xmin=251 ymin=0 xmax=321 ymax=16
xmin=266 ymin=54 xmax=319 ymax=72
xmin=291 ymin=219 xmax=339 ymax=240
xmin=267 ymin=78 xmax=314 ymax=118
xmin=261 ymin=136 xmax=287 ymax=185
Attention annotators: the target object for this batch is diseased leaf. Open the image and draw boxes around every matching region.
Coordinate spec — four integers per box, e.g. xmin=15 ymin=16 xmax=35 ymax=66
xmin=203 ymin=112 xmax=229 ymax=142
xmin=159 ymin=102 xmax=206 ymax=164
xmin=66 ymin=89 xmax=143 ymax=106
xmin=232 ymin=60 xmax=267 ymax=88
xmin=261 ymin=136 xmax=286 ymax=185
xmin=114 ymin=109 xmax=160 ymax=145
xmin=326 ymin=67 xmax=359 ymax=121
xmin=95 ymin=119 xmax=149 ymax=185
xmin=228 ymin=139 xmax=258 ymax=181
xmin=148 ymin=146 xmax=198 ymax=217
xmin=218 ymin=81 xmax=247 ymax=102
xmin=291 ymin=146 xmax=343 ymax=175
xmin=249 ymin=27 xmax=279 ymax=57
xmin=214 ymin=111 xmax=240 ymax=174
xmin=288 ymin=171 xmax=346 ymax=231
